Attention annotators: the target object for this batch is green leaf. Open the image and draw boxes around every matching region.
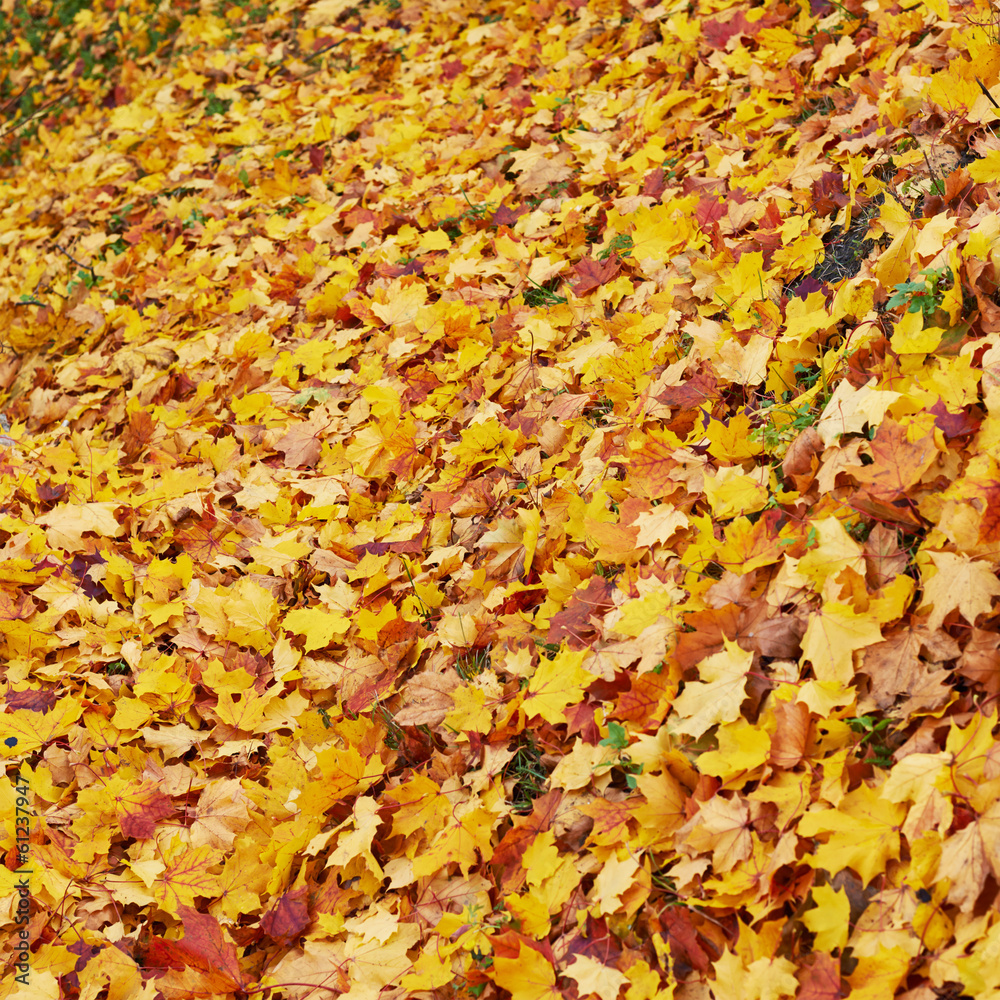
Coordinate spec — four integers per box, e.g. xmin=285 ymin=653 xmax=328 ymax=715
xmin=599 ymin=721 xmax=629 ymax=751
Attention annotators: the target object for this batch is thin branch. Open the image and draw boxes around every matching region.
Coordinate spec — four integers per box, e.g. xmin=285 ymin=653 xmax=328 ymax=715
xmin=303 ymin=38 xmax=347 ymax=64
xmin=0 ymin=89 xmax=72 ymax=143
xmin=977 ymin=76 xmax=1000 ymax=110
xmin=54 ymin=244 xmax=96 ymax=280
xmin=265 ymin=36 xmax=348 ymax=80
xmin=0 ymin=83 xmax=33 ymax=118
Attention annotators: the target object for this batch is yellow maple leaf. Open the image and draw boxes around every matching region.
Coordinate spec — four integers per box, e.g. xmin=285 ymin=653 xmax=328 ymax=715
xmin=797 ymin=783 xmax=905 ymax=885
xmin=703 ymin=466 xmax=771 ymax=519
xmin=150 ymin=840 xmax=224 ymax=915
xmin=846 ymin=946 xmax=910 ymax=1000
xmin=564 ymin=955 xmax=629 ymax=1000
xmin=590 ymin=850 xmax=643 ymax=916
xmin=712 ymin=949 xmax=798 ymax=1000
xmin=670 ymin=639 xmax=752 ymax=739
xmin=492 ymin=942 xmax=560 ymax=1000
xmin=802 ymin=884 xmax=850 ymax=951
xmin=400 ymin=949 xmax=454 ymax=991
xmin=1 ymin=697 xmax=83 ymax=757
xmin=919 ymin=550 xmax=1000 ymax=632
xmin=800 ymin=602 xmax=883 ymax=686
xmin=38 ymin=501 xmax=123 ymax=550
xmin=224 ymin=578 xmax=279 ymax=652
xmin=678 ymin=795 xmax=752 ymax=872
xmin=814 ymin=376 xmax=901 ymax=447
xmin=524 ymin=647 xmax=595 ymax=725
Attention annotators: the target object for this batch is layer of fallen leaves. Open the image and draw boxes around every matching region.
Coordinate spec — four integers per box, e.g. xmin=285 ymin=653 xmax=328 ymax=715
xmin=3 ymin=0 xmax=1000 ymax=997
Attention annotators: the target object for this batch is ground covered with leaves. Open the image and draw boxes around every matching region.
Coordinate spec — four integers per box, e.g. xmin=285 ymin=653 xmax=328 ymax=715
xmin=3 ymin=0 xmax=1000 ymax=996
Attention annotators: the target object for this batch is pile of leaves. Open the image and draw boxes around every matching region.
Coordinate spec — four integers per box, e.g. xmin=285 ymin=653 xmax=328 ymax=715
xmin=4 ymin=0 xmax=1000 ymax=996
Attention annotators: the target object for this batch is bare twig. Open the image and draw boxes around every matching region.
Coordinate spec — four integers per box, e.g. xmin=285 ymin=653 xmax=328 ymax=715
xmin=54 ymin=244 xmax=96 ymax=281
xmin=0 ymin=83 xmax=32 ymax=119
xmin=0 ymin=89 xmax=72 ymax=143
xmin=977 ymin=76 xmax=1000 ymax=109
xmin=303 ymin=38 xmax=347 ymax=64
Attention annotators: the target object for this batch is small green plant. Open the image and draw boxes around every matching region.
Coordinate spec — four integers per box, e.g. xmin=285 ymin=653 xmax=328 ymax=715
xmin=670 ymin=331 xmax=693 ymax=361
xmin=504 ymin=734 xmax=547 ymax=811
xmin=886 ymin=266 xmax=952 ymax=322
xmin=792 ymin=361 xmax=822 ymax=390
xmin=74 ymin=269 xmax=99 ymax=290
xmin=522 ymin=276 xmax=567 ymax=307
xmin=600 ymin=721 xmax=629 ymax=752
xmin=651 ymin=865 xmax=679 ymax=894
xmin=896 ymin=527 xmax=924 ymax=563
xmin=108 ymin=203 xmax=134 ymax=233
xmin=751 ymin=399 xmax=821 ymax=451
xmin=105 ymin=659 xmax=130 ymax=676
xmin=847 ymin=714 xmax=895 ymax=767
xmin=596 ymin=721 xmax=644 ymax=790
xmin=662 ymin=153 xmax=682 ymax=181
xmin=845 ymin=519 xmax=872 ymax=543
xmin=204 ymin=91 xmax=232 ymax=117
xmin=527 ymin=178 xmax=572 ymax=208
xmin=455 ymin=646 xmax=490 ymax=680
xmin=794 ymin=94 xmax=835 ymax=123
xmin=597 ymin=233 xmax=633 ymax=260
xmin=403 ymin=560 xmax=438 ymax=625
xmin=438 ymin=188 xmax=496 ymax=242
xmin=183 ymin=208 xmax=208 ymax=229
xmin=290 ymin=387 xmax=332 ymax=410
xmin=535 ymin=639 xmax=560 ymax=660
xmin=373 ymin=695 xmax=405 ymax=750
xmin=583 ymin=395 xmax=614 ymax=428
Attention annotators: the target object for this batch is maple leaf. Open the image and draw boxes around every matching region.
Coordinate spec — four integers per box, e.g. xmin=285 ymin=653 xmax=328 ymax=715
xmin=115 ymin=781 xmax=174 ymax=839
xmin=150 ymin=841 xmax=225 ymax=915
xmin=678 ymin=794 xmax=753 ymax=871
xmin=564 ymin=955 xmax=629 ymax=1000
xmin=491 ymin=938 xmax=561 ymax=1000
xmin=846 ymin=946 xmax=910 ymax=1000
xmin=523 ymin=647 xmax=595 ymax=725
xmin=670 ymin=639 xmax=752 ymax=739
xmin=795 ymin=954 xmax=844 ymax=1000
xmin=1 ymin=697 xmax=83 ymax=756
xmin=800 ymin=603 xmax=883 ymax=687
xmin=224 ymin=578 xmax=280 ymax=652
xmin=814 ymin=377 xmax=901 ymax=447
xmin=768 ymin=699 xmax=812 ymax=769
xmin=850 ymin=414 xmax=939 ymax=499
xmin=570 ymin=255 xmax=623 ymax=296
xmin=797 ymin=783 xmax=906 ymax=886
xmin=144 ymin=905 xmax=245 ymax=995
xmin=712 ymin=949 xmax=799 ymax=1000
xmin=802 ymin=884 xmax=851 ymax=952
xmin=261 ymin=886 xmax=311 ymax=946
xmin=919 ymin=550 xmax=1000 ymax=632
